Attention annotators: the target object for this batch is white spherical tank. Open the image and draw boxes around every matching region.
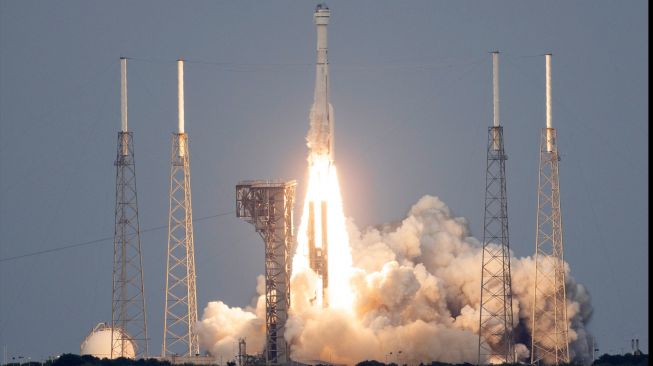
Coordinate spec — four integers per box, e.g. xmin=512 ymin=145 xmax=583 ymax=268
xmin=80 ymin=323 xmax=136 ymax=359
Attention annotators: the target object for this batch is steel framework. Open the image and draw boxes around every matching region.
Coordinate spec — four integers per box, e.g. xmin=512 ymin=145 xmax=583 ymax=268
xmin=530 ymin=128 xmax=569 ymax=365
xmin=111 ymin=131 xmax=148 ymax=358
xmin=236 ymin=180 xmax=296 ymax=365
xmin=478 ymin=126 xmax=515 ymax=364
xmin=163 ymin=133 xmax=199 ymax=357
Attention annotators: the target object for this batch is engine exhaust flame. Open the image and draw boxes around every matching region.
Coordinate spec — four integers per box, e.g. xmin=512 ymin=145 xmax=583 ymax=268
xmin=292 ymin=153 xmax=354 ymax=311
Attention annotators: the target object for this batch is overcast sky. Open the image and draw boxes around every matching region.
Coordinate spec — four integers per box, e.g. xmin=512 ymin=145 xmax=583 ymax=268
xmin=0 ymin=0 xmax=648 ymax=361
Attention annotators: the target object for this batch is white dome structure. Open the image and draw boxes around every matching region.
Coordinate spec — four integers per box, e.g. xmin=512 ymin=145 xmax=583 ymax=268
xmin=80 ymin=322 xmax=136 ymax=359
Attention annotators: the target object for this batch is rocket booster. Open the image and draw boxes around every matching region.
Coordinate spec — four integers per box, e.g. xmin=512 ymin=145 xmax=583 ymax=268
xmin=308 ymin=3 xmax=334 ymax=161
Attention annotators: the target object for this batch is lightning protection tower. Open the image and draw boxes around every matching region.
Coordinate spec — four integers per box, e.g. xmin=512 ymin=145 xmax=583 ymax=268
xmin=111 ymin=57 xmax=149 ymax=358
xmin=530 ymin=54 xmax=570 ymax=365
xmin=163 ymin=59 xmax=200 ymax=357
xmin=236 ymin=180 xmax=296 ymax=365
xmin=478 ymin=51 xmax=515 ymax=365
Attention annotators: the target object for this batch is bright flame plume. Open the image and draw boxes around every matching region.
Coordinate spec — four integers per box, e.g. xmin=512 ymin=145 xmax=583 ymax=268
xmin=292 ymin=153 xmax=354 ymax=311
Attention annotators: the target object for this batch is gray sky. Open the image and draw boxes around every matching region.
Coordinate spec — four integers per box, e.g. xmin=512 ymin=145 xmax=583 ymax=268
xmin=0 ymin=0 xmax=647 ymax=361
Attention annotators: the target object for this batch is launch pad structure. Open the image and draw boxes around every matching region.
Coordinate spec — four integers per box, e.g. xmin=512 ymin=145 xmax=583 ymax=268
xmin=236 ymin=180 xmax=297 ymax=365
xmin=163 ymin=60 xmax=200 ymax=357
xmin=530 ymin=54 xmax=570 ymax=366
xmin=478 ymin=52 xmax=515 ymax=365
xmin=111 ymin=57 xmax=149 ymax=359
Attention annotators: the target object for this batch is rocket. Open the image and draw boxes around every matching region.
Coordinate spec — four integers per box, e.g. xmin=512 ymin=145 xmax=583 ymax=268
xmin=307 ymin=3 xmax=335 ymax=162
xmin=306 ymin=3 xmax=333 ymax=307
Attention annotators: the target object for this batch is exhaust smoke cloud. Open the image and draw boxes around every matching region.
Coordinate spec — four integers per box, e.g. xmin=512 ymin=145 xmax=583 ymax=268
xmin=197 ymin=195 xmax=593 ymax=365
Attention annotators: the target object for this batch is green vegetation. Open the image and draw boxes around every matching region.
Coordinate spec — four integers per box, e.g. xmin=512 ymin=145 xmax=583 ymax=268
xmin=592 ymin=353 xmax=648 ymax=366
xmin=3 ymin=354 xmax=214 ymax=366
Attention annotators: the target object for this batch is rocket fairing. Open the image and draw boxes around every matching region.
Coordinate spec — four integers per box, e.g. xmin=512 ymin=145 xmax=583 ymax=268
xmin=308 ymin=3 xmax=335 ymax=162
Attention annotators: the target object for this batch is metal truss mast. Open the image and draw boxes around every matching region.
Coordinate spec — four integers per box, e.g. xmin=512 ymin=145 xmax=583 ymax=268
xmin=111 ymin=131 xmax=149 ymax=358
xmin=478 ymin=125 xmax=515 ymax=364
xmin=237 ymin=180 xmax=296 ymax=365
xmin=478 ymin=52 xmax=514 ymax=365
xmin=163 ymin=132 xmax=199 ymax=357
xmin=531 ymin=127 xmax=570 ymax=365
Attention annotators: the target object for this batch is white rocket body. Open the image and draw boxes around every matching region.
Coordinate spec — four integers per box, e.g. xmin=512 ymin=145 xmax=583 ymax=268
xmin=308 ymin=4 xmax=334 ymax=162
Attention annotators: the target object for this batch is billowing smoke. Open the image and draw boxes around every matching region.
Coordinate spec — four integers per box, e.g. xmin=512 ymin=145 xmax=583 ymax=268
xmin=197 ymin=275 xmax=267 ymax=360
xmin=198 ymin=195 xmax=593 ymax=365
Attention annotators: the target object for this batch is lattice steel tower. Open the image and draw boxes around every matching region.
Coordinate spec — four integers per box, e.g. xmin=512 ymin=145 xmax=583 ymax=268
xmin=111 ymin=57 xmax=149 ymax=358
xmin=163 ymin=60 xmax=200 ymax=357
xmin=236 ymin=180 xmax=296 ymax=365
xmin=478 ymin=52 xmax=514 ymax=365
xmin=530 ymin=54 xmax=570 ymax=365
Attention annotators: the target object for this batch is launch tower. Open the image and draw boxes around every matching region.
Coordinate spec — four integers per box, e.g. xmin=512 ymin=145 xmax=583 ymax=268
xmin=111 ymin=57 xmax=149 ymax=358
xmin=236 ymin=180 xmax=296 ymax=365
xmin=530 ymin=54 xmax=570 ymax=365
xmin=163 ymin=60 xmax=200 ymax=357
xmin=478 ymin=52 xmax=515 ymax=364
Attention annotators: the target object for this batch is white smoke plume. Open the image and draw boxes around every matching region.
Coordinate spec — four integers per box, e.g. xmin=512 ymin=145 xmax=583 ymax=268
xmin=198 ymin=195 xmax=593 ymax=365
xmin=197 ymin=275 xmax=267 ymax=360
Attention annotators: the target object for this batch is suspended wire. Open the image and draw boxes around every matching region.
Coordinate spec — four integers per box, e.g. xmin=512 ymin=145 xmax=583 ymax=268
xmin=124 ymin=56 xmax=312 ymax=73
xmin=501 ymin=52 xmax=549 ymax=59
xmin=125 ymin=56 xmax=311 ymax=67
xmin=0 ymin=210 xmax=235 ymax=263
xmin=186 ymin=58 xmax=312 ymax=68
xmin=124 ymin=54 xmax=494 ymax=73
xmin=502 ymin=53 xmax=636 ymax=165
